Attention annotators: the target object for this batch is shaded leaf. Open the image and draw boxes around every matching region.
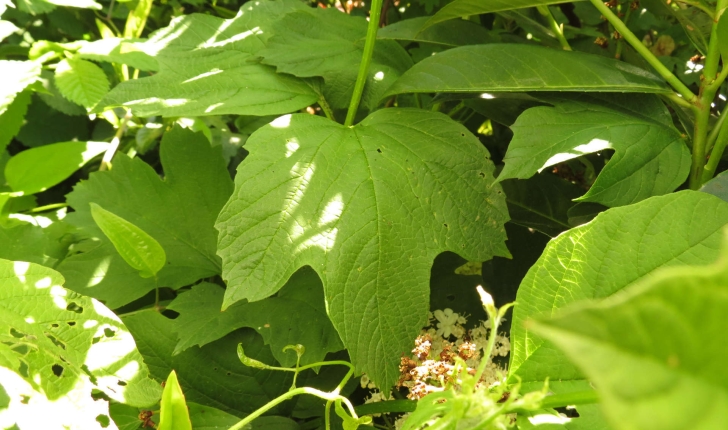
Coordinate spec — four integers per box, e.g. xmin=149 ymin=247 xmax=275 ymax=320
xmin=5 ymin=141 xmax=109 ymax=195
xmin=58 ymin=126 xmax=233 ymax=308
xmin=700 ymin=170 xmax=728 ymax=202
xmin=90 ymin=203 xmax=167 ymax=279
xmin=216 ymin=109 xmax=509 ymax=388
xmin=384 ymin=45 xmax=669 ymax=97
xmin=96 ymin=0 xmax=318 ymax=117
xmin=424 ymin=0 xmax=583 ymax=29
xmin=0 ymin=91 xmax=31 ymax=154
xmin=509 ymin=191 xmax=728 ymax=390
xmin=158 ymin=371 xmax=192 ymax=430
xmin=167 ymin=267 xmax=343 ymax=367
xmin=54 ymin=58 xmax=110 ymax=109
xmin=17 ymin=95 xmax=90 ymax=147
xmin=498 ymin=94 xmax=690 ymax=207
xmin=378 ymin=17 xmax=492 ymax=47
xmin=530 ymin=234 xmax=728 ymax=430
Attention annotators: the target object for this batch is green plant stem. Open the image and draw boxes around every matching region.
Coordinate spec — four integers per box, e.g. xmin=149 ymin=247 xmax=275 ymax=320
xmin=702 ymin=0 xmax=728 ymax=84
xmin=536 ymin=5 xmax=571 ymax=50
xmin=100 ymin=109 xmax=132 ymax=171
xmin=344 ymin=0 xmax=384 ymax=126
xmin=707 ymin=104 xmax=728 ymax=153
xmin=663 ymin=92 xmax=693 ymax=109
xmin=318 ymin=96 xmax=336 ymax=122
xmin=26 ymin=203 xmax=68 ymax=213
xmin=588 ymin=0 xmax=697 ymax=102
xmin=703 ymin=114 xmax=728 ymax=181
xmin=472 ymin=309 xmax=500 ymax=389
xmin=540 ymin=389 xmax=600 ymax=409
xmin=615 ymin=3 xmax=633 ymax=59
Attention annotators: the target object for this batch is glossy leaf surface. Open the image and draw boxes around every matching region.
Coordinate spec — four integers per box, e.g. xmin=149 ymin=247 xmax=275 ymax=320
xmin=510 ymin=191 xmax=728 ymax=388
xmin=158 ymin=371 xmax=192 ymax=430
xmin=216 ymin=109 xmax=509 ymax=387
xmin=531 ymin=236 xmax=728 ymax=430
xmin=499 ymin=94 xmax=690 ymax=207
xmin=384 ymin=45 xmax=670 ymax=97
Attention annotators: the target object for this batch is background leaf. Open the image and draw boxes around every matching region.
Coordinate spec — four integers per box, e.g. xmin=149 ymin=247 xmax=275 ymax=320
xmin=509 ymin=191 xmax=728 ymax=392
xmin=54 ymin=58 xmax=109 ymax=109
xmin=0 ymin=60 xmax=40 ymax=115
xmin=384 ymin=45 xmax=669 ymax=97
xmin=377 ymin=17 xmax=492 ymax=47
xmin=424 ymin=0 xmax=583 ymax=29
xmin=530 ymin=235 xmax=728 ymax=430
xmin=58 ymin=126 xmax=232 ymax=308
xmin=216 ymin=109 xmax=509 ymax=388
xmin=499 ymin=94 xmax=690 ymax=207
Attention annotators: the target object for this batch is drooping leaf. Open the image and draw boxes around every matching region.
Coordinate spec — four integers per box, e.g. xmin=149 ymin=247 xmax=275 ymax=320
xmin=384 ymin=45 xmax=670 ymax=97
xmin=530 ymin=234 xmax=728 ymax=430
xmin=54 ymin=58 xmax=110 ymax=109
xmin=158 ymin=371 xmax=192 ymax=430
xmin=498 ymin=94 xmax=690 ymax=207
xmin=96 ymin=0 xmax=318 ymax=117
xmin=424 ymin=0 xmax=583 ymax=29
xmin=90 ymin=203 xmax=167 ymax=279
xmin=0 ymin=259 xmax=161 ymax=409
xmin=377 ymin=17 xmax=492 ymax=47
xmin=509 ymin=191 xmax=728 ymax=390
xmin=167 ymin=267 xmax=343 ymax=367
xmin=0 ymin=60 xmax=41 ymax=115
xmin=57 ymin=126 xmax=233 ymax=308
xmin=0 ymin=90 xmax=31 ymax=153
xmin=122 ymin=311 xmax=293 ymax=417
xmin=701 ymin=170 xmax=728 ymax=202
xmin=500 ymin=172 xmax=582 ymax=237
xmin=258 ymin=8 xmax=413 ymax=110
xmin=216 ymin=109 xmax=509 ymax=388
xmin=76 ymin=38 xmax=159 ymax=71
xmin=4 ymin=141 xmax=109 ymax=195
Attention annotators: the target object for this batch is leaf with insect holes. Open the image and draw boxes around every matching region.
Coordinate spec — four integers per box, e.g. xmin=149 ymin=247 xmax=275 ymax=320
xmin=54 ymin=58 xmax=109 ymax=109
xmin=216 ymin=108 xmax=509 ymax=388
xmin=90 ymin=203 xmax=167 ymax=279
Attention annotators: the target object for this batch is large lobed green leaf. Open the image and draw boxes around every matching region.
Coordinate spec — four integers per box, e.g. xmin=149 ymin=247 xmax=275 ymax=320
xmin=96 ymin=0 xmax=318 ymax=117
xmin=424 ymin=0 xmax=584 ymax=29
xmin=384 ymin=44 xmax=670 ymax=97
xmin=530 ymin=232 xmax=728 ymax=430
xmin=509 ymin=191 xmax=728 ymax=390
xmin=216 ymin=109 xmax=509 ymax=388
xmin=0 ymin=259 xmax=160 ymax=429
xmin=259 ymin=7 xmax=413 ymax=111
xmin=58 ymin=126 xmax=233 ymax=308
xmin=498 ymin=94 xmax=690 ymax=207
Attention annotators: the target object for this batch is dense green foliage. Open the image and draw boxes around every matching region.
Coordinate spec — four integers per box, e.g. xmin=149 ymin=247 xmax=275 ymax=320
xmin=1 ymin=0 xmax=727 ymax=428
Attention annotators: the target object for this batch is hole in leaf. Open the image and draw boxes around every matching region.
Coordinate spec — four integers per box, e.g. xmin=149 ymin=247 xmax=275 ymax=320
xmin=92 ymin=337 xmax=102 ymax=344
xmin=45 ymin=333 xmax=66 ymax=350
xmin=52 ymin=364 xmax=64 ymax=377
xmin=67 ymin=321 xmax=76 ymax=326
xmin=213 ymin=367 xmax=218 ymax=371
xmin=66 ymin=302 xmax=83 ymax=314
xmin=376 ymin=148 xmax=382 ymax=153
xmin=96 ymin=414 xmax=110 ymax=428
xmin=446 ymin=294 xmax=455 ymax=301
xmin=20 ymin=395 xmax=30 ymax=404
xmin=478 ymin=172 xmax=485 ymax=178
xmin=226 ymin=372 xmax=231 ymax=376
xmin=51 ymin=323 xmax=59 ymax=328
xmin=103 ymin=328 xmax=115 ymax=338
xmin=9 ymin=328 xmax=27 ymax=338
xmin=443 ymin=223 xmax=448 ymax=228
xmin=162 ymin=309 xmax=179 ymax=319
xmin=117 ymin=380 xmax=127 ymax=386
xmin=460 ymin=133 xmax=465 ymax=137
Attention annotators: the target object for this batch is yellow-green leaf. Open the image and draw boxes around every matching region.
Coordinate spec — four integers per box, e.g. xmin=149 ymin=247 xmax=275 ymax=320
xmin=158 ymin=370 xmax=192 ymax=430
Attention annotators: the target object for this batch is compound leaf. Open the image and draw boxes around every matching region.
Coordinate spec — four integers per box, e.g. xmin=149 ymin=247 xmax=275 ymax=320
xmin=530 ymin=234 xmax=728 ymax=430
xmin=509 ymin=191 xmax=728 ymax=389
xmin=384 ymin=45 xmax=670 ymax=97
xmin=216 ymin=109 xmax=509 ymax=388
xmin=96 ymin=0 xmax=318 ymax=117
xmin=57 ymin=126 xmax=233 ymax=308
xmin=498 ymin=94 xmax=690 ymax=207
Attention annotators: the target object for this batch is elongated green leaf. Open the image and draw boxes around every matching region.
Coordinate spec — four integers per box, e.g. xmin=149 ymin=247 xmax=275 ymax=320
xmin=509 ymin=191 xmax=728 ymax=390
xmin=384 ymin=45 xmax=670 ymax=97
xmin=0 ymin=259 xmax=160 ymax=416
xmin=58 ymin=126 xmax=233 ymax=308
xmin=498 ymin=94 xmax=690 ymax=207
xmin=90 ymin=203 xmax=167 ymax=279
xmin=530 ymin=235 xmax=728 ymax=430
xmin=167 ymin=267 xmax=343 ymax=367
xmin=55 ymin=58 xmax=110 ymax=109
xmin=97 ymin=0 xmax=318 ymax=117
xmin=259 ymin=8 xmax=413 ymax=111
xmin=216 ymin=109 xmax=509 ymax=388
xmin=378 ymin=17 xmax=492 ymax=47
xmin=158 ymin=371 xmax=192 ymax=430
xmin=4 ymin=141 xmax=109 ymax=195
xmin=0 ymin=60 xmax=41 ymax=115
xmin=424 ymin=0 xmax=583 ymax=29
xmin=500 ymin=172 xmax=582 ymax=237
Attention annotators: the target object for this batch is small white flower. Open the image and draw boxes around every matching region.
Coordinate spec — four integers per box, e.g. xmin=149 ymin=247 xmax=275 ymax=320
xmin=433 ymin=308 xmax=459 ymax=338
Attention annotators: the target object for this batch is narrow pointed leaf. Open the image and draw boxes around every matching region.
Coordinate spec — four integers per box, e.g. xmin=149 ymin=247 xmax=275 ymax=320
xmin=498 ymin=94 xmax=690 ymax=207
xmin=216 ymin=109 xmax=509 ymax=388
xmin=90 ymin=203 xmax=166 ymax=278
xmin=530 ymin=236 xmax=728 ymax=430
xmin=384 ymin=45 xmax=670 ymax=97
xmin=55 ymin=58 xmax=110 ymax=109
xmin=378 ymin=17 xmax=492 ymax=47
xmin=4 ymin=141 xmax=109 ymax=195
xmin=158 ymin=371 xmax=192 ymax=430
xmin=509 ymin=191 xmax=728 ymax=390
xmin=424 ymin=0 xmax=584 ymax=29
